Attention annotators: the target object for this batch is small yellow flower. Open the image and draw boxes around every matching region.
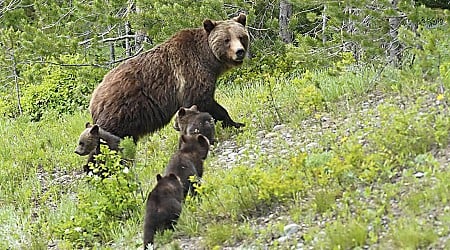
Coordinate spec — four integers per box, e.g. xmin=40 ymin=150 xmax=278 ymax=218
xmin=437 ymin=94 xmax=444 ymax=101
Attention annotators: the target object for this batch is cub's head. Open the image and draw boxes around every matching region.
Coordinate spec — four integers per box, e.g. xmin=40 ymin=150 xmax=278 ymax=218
xmin=74 ymin=122 xmax=100 ymax=156
xmin=174 ymin=105 xmax=200 ymax=131
xmin=179 ymin=134 xmax=210 ymax=160
xmin=204 ymin=13 xmax=249 ymax=68
xmin=154 ymin=173 xmax=183 ymax=198
xmin=174 ymin=105 xmax=215 ymax=145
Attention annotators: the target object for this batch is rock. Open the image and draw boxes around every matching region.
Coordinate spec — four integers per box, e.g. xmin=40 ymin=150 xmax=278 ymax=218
xmin=284 ymin=223 xmax=301 ymax=236
xmin=256 ymin=131 xmax=266 ymax=138
xmin=414 ymin=172 xmax=425 ymax=178
xmin=228 ymin=152 xmax=238 ymax=161
xmin=305 ymin=142 xmax=319 ymax=151
xmin=280 ymin=149 xmax=289 ymax=155
xmin=273 ymin=124 xmax=286 ymax=131
xmin=265 ymin=132 xmax=278 ymax=139
xmin=277 ymin=236 xmax=289 ymax=243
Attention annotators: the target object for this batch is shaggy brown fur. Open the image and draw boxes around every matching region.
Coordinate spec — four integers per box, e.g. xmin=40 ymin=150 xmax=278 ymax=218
xmin=174 ymin=105 xmax=215 ymax=145
xmin=143 ymin=173 xmax=183 ymax=249
xmin=74 ymin=122 xmax=121 ymax=171
xmin=164 ymin=134 xmax=210 ymax=198
xmin=89 ymin=14 xmax=249 ymax=143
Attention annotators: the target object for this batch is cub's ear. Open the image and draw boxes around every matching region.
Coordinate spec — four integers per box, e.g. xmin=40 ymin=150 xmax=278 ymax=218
xmin=173 ymin=120 xmax=181 ymax=131
xmin=85 ymin=122 xmax=92 ymax=128
xmin=168 ymin=173 xmax=178 ymax=180
xmin=203 ymin=19 xmax=216 ymax=33
xmin=178 ymin=107 xmax=187 ymax=117
xmin=234 ymin=13 xmax=246 ymax=27
xmin=189 ymin=105 xmax=199 ymax=111
xmin=180 ymin=135 xmax=188 ymax=144
xmin=156 ymin=174 xmax=163 ymax=181
xmin=90 ymin=124 xmax=100 ymax=135
xmin=197 ymin=134 xmax=210 ymax=148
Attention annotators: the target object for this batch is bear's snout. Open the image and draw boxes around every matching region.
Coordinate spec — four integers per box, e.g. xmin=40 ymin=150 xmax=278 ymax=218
xmin=235 ymin=49 xmax=245 ymax=61
xmin=74 ymin=149 xmax=88 ymax=156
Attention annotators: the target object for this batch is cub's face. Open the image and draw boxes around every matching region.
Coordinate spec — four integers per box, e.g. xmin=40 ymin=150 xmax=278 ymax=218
xmin=185 ymin=113 xmax=215 ymax=144
xmin=204 ymin=14 xmax=249 ymax=67
xmin=174 ymin=105 xmax=215 ymax=145
xmin=74 ymin=123 xmax=100 ymax=156
xmin=174 ymin=105 xmax=199 ymax=131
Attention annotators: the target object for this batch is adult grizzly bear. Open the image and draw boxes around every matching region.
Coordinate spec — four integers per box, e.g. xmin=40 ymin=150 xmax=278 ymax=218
xmin=89 ymin=14 xmax=249 ymax=143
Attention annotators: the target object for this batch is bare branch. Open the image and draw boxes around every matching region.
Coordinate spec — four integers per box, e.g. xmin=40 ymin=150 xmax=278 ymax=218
xmin=28 ymin=46 xmax=144 ymax=68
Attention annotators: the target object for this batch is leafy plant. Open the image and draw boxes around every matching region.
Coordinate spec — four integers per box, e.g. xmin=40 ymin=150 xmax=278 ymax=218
xmin=54 ymin=145 xmax=140 ymax=247
xmin=13 ymin=54 xmax=106 ymax=120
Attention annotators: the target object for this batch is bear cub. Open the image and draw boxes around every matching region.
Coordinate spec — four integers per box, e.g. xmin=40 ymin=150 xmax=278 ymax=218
xmin=164 ymin=134 xmax=210 ymax=198
xmin=74 ymin=122 xmax=121 ymax=172
xmin=143 ymin=173 xmax=183 ymax=249
xmin=174 ymin=105 xmax=215 ymax=145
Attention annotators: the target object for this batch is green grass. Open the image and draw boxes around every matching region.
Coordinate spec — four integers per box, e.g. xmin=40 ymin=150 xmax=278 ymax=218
xmin=1 ymin=63 xmax=450 ymax=249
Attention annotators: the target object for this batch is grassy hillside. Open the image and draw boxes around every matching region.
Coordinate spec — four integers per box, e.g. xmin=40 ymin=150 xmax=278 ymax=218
xmin=1 ymin=64 xmax=450 ymax=249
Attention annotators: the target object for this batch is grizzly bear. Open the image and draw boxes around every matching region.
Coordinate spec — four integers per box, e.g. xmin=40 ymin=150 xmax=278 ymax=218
xmin=74 ymin=122 xmax=121 ymax=170
xmin=164 ymin=134 xmax=210 ymax=198
xmin=174 ymin=105 xmax=215 ymax=145
xmin=89 ymin=14 xmax=249 ymax=144
xmin=143 ymin=173 xmax=183 ymax=249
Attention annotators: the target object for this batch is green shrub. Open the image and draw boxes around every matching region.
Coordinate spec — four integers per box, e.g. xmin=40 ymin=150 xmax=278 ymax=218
xmin=16 ymin=54 xmax=106 ymax=120
xmin=323 ymin=220 xmax=368 ymax=249
xmin=54 ymin=145 xmax=140 ymax=247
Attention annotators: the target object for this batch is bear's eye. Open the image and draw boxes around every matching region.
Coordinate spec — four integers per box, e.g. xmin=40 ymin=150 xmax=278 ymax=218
xmin=79 ymin=142 xmax=84 ymax=146
xmin=224 ymin=38 xmax=230 ymax=44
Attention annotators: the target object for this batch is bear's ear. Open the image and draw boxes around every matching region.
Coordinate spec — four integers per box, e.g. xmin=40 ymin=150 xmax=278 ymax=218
xmin=85 ymin=122 xmax=92 ymax=128
xmin=197 ymin=134 xmax=210 ymax=148
xmin=234 ymin=13 xmax=246 ymax=27
xmin=203 ymin=19 xmax=216 ymax=33
xmin=156 ymin=174 xmax=162 ymax=181
xmin=90 ymin=124 xmax=100 ymax=135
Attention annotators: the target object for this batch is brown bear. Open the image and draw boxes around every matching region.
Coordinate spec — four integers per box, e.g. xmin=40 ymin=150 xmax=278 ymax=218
xmin=74 ymin=122 xmax=121 ymax=171
xmin=174 ymin=105 xmax=215 ymax=145
xmin=89 ymin=14 xmax=249 ymax=144
xmin=164 ymin=134 xmax=210 ymax=198
xmin=143 ymin=173 xmax=183 ymax=249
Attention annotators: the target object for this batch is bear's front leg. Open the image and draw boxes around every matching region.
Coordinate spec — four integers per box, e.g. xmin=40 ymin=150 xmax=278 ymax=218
xmin=208 ymin=100 xmax=245 ymax=129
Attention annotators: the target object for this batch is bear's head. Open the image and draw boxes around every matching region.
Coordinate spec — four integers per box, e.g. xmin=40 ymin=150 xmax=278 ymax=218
xmin=204 ymin=13 xmax=249 ymax=68
xmin=154 ymin=173 xmax=183 ymax=198
xmin=174 ymin=105 xmax=215 ymax=145
xmin=179 ymin=134 xmax=210 ymax=160
xmin=74 ymin=122 xmax=100 ymax=156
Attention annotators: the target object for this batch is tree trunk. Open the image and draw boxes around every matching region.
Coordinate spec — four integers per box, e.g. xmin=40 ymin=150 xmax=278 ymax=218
xmin=279 ymin=0 xmax=293 ymax=43
xmin=322 ymin=4 xmax=327 ymax=45
xmin=388 ymin=0 xmax=403 ymax=66
xmin=10 ymin=48 xmax=23 ymax=115
xmin=109 ymin=41 xmax=115 ymax=63
xmin=124 ymin=21 xmax=132 ymax=57
xmin=133 ymin=2 xmax=151 ymax=50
